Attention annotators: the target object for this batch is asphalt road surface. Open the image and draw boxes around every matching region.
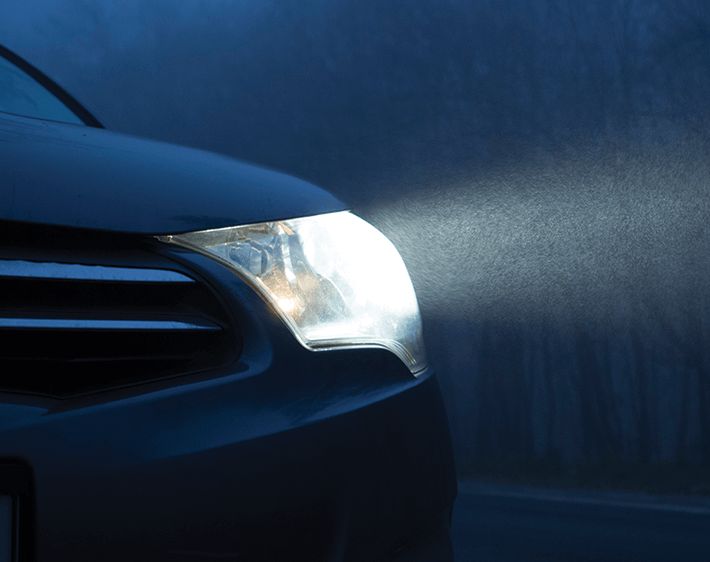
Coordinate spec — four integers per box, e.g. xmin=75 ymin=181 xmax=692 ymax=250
xmin=452 ymin=482 xmax=710 ymax=562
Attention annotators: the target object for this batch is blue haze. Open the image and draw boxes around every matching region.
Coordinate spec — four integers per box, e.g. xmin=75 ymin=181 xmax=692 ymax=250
xmin=4 ymin=0 xmax=710 ymax=489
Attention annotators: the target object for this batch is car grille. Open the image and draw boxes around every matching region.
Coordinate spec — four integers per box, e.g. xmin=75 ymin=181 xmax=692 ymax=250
xmin=0 ymin=234 xmax=238 ymax=397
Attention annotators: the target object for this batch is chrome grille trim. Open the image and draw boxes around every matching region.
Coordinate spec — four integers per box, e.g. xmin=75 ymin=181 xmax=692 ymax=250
xmin=0 ymin=252 xmax=239 ymax=397
xmin=0 ymin=259 xmax=194 ymax=283
xmin=0 ymin=317 xmax=221 ymax=331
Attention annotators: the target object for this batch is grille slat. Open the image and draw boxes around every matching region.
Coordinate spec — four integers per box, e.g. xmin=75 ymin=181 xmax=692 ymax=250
xmin=0 ymin=259 xmax=194 ymax=283
xmin=0 ymin=317 xmax=221 ymax=331
xmin=0 ymin=256 xmax=238 ymax=397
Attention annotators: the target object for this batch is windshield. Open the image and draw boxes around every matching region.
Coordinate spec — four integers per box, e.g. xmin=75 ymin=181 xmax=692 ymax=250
xmin=0 ymin=54 xmax=84 ymax=125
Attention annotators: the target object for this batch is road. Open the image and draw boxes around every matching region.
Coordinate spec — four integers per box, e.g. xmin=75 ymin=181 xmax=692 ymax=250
xmin=452 ymin=481 xmax=710 ymax=561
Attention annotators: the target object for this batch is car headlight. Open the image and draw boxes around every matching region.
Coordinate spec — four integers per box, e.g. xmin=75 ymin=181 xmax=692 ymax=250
xmin=158 ymin=211 xmax=426 ymax=374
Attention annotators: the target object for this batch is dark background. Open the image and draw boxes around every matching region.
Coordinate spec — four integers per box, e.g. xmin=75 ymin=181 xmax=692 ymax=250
xmin=4 ymin=0 xmax=710 ymax=493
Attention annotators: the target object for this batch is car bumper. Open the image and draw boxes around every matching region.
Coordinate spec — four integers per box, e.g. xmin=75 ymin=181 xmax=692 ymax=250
xmin=0 ymin=366 xmax=455 ymax=561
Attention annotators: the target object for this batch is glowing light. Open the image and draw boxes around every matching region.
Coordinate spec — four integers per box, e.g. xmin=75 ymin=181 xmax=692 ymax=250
xmin=159 ymin=211 xmax=426 ymax=374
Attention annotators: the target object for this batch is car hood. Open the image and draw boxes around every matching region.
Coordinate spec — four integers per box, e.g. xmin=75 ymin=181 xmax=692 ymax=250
xmin=0 ymin=113 xmax=345 ymax=234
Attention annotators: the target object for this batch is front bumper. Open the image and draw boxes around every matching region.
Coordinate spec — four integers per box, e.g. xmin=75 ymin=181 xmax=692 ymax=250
xmin=0 ymin=248 xmax=456 ymax=562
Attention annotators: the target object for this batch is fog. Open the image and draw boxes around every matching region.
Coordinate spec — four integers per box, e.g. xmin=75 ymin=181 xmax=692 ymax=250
xmin=4 ymin=0 xmax=710 ymax=491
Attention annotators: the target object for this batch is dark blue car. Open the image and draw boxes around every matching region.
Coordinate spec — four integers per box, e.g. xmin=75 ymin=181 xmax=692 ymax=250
xmin=0 ymin=45 xmax=456 ymax=561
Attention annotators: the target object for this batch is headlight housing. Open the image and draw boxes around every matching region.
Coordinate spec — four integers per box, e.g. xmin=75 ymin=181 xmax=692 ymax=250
xmin=158 ymin=211 xmax=426 ymax=374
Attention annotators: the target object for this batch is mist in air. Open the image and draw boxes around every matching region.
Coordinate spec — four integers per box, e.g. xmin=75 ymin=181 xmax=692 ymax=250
xmin=5 ymin=0 xmax=710 ymax=488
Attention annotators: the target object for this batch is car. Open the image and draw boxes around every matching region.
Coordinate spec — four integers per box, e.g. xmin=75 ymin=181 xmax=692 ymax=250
xmin=0 ymin=44 xmax=456 ymax=561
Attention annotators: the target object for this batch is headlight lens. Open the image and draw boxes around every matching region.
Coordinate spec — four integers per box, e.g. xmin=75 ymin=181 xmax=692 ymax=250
xmin=158 ymin=211 xmax=426 ymax=374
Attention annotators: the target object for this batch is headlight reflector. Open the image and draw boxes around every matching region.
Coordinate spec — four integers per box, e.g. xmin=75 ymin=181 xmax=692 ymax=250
xmin=158 ymin=211 xmax=426 ymax=374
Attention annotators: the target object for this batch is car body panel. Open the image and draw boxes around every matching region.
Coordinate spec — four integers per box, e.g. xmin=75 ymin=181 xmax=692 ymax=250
xmin=0 ymin=112 xmax=345 ymax=235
